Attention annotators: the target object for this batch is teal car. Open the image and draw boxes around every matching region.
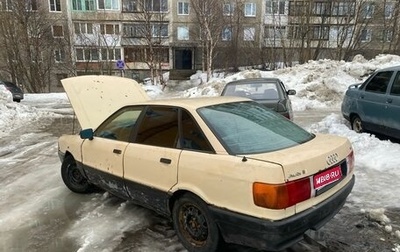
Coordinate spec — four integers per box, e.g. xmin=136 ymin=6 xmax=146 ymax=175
xmin=341 ymin=66 xmax=400 ymax=139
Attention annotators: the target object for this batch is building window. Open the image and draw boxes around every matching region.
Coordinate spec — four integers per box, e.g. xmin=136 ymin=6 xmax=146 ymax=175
xmin=145 ymin=0 xmax=168 ymax=12
xmin=152 ymin=24 xmax=168 ymax=37
xmin=362 ymin=3 xmax=374 ymax=19
xmin=72 ymin=0 xmax=95 ymax=10
xmin=244 ymin=3 xmax=256 ymax=17
xmin=311 ymin=26 xmax=329 ymax=40
xmin=177 ymin=26 xmax=189 ymax=40
xmin=52 ymin=25 xmax=64 ymax=37
xmin=0 ymin=0 xmax=12 ymax=11
xmin=360 ymin=29 xmax=372 ymax=42
xmin=312 ymin=2 xmax=330 ymax=16
xmin=148 ymin=47 xmax=169 ymax=63
xmin=332 ymin=2 xmax=355 ymax=16
xmin=122 ymin=0 xmax=138 ymax=12
xmin=266 ymin=0 xmax=285 ymax=15
xmin=178 ymin=2 xmax=189 ymax=15
xmin=385 ymin=3 xmax=394 ymax=19
xmin=100 ymin=24 xmax=120 ymax=35
xmin=98 ymin=0 xmax=119 ymax=10
xmin=125 ymin=47 xmax=146 ymax=62
xmin=49 ymin=0 xmax=61 ymax=11
xmin=74 ymin=22 xmax=94 ymax=34
xmin=223 ymin=3 xmax=234 ymax=16
xmin=123 ymin=24 xmax=145 ymax=37
xmin=244 ymin=27 xmax=255 ymax=41
xmin=54 ymin=49 xmax=65 ymax=62
xmin=222 ymin=27 xmax=232 ymax=41
xmin=76 ymin=48 xmax=100 ymax=61
xmin=265 ymin=26 xmax=286 ymax=39
xmin=101 ymin=48 xmax=122 ymax=61
xmin=27 ymin=0 xmax=38 ymax=10
xmin=382 ymin=30 xmax=393 ymax=42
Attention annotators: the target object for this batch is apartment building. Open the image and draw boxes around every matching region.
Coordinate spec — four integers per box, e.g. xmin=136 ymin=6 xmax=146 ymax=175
xmin=0 ymin=0 xmax=398 ymax=92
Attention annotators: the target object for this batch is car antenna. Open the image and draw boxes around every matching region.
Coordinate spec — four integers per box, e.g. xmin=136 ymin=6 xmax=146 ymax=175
xmin=242 ymin=156 xmax=247 ymax=162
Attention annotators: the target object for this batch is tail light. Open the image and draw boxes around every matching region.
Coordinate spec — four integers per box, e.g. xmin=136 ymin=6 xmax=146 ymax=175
xmin=253 ymin=177 xmax=311 ymax=209
xmin=346 ymin=151 xmax=355 ymax=174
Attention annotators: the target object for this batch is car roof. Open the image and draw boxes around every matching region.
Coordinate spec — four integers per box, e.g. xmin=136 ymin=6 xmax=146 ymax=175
xmin=138 ymin=96 xmax=250 ymax=110
xmin=375 ymin=65 xmax=400 ymax=72
xmin=226 ymin=78 xmax=281 ymax=85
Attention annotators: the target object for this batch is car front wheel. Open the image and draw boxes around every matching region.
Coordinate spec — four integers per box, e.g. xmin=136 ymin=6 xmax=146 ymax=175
xmin=61 ymin=155 xmax=93 ymax=193
xmin=172 ymin=193 xmax=221 ymax=252
xmin=351 ymin=115 xmax=363 ymax=133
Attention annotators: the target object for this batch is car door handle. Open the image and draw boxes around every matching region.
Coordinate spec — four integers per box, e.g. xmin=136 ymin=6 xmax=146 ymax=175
xmin=360 ymin=95 xmax=364 ymax=99
xmin=113 ymin=149 xmax=122 ymax=154
xmin=160 ymin=158 xmax=171 ymax=164
xmin=387 ymin=98 xmax=393 ymax=103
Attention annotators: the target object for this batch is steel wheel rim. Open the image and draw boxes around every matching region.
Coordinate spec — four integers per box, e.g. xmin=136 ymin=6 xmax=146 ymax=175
xmin=68 ymin=164 xmax=87 ymax=188
xmin=353 ymin=118 xmax=362 ymax=133
xmin=179 ymin=203 xmax=208 ymax=246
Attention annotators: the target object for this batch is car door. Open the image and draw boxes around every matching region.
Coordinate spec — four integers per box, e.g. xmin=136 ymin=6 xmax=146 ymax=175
xmin=123 ymin=106 xmax=182 ymax=212
xmin=357 ymin=70 xmax=395 ymax=132
xmin=384 ymin=71 xmax=400 ymax=138
xmin=81 ymin=106 xmax=145 ymax=198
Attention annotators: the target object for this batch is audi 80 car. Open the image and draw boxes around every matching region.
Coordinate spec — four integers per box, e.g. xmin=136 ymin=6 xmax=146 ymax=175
xmin=59 ymin=75 xmax=355 ymax=252
xmin=342 ymin=65 xmax=400 ymax=139
xmin=221 ymin=78 xmax=296 ymax=120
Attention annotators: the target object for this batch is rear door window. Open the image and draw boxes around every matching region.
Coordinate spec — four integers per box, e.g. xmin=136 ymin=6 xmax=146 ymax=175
xmin=134 ymin=106 xmax=179 ymax=148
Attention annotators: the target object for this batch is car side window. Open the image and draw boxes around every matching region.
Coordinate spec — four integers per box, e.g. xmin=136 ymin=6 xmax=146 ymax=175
xmin=390 ymin=72 xmax=400 ymax=96
xmin=135 ymin=107 xmax=179 ymax=148
xmin=95 ymin=106 xmax=144 ymax=142
xmin=364 ymin=71 xmax=393 ymax=94
xmin=180 ymin=110 xmax=214 ymax=152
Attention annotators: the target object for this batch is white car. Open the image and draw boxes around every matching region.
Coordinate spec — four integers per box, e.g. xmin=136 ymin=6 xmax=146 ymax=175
xmin=58 ymin=75 xmax=355 ymax=252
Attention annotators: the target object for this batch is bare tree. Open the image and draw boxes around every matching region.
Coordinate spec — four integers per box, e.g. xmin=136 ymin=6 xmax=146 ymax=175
xmin=190 ymin=0 xmax=225 ymax=81
xmin=0 ymin=1 xmax=59 ymax=92
xmin=122 ymin=0 xmax=169 ymax=88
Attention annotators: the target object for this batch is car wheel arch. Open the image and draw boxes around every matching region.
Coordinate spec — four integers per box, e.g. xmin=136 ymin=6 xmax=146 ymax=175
xmin=168 ymin=189 xmax=211 ymax=215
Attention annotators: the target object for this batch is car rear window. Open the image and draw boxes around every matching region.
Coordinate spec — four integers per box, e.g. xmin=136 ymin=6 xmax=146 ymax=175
xmin=198 ymin=101 xmax=314 ymax=155
xmin=222 ymin=82 xmax=280 ymax=100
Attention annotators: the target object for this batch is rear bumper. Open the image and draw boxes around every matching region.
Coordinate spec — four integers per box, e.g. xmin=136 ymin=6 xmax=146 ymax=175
xmin=209 ymin=175 xmax=355 ymax=251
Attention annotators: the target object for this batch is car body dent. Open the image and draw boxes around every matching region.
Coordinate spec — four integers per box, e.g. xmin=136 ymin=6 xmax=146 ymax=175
xmin=61 ymin=75 xmax=150 ymax=130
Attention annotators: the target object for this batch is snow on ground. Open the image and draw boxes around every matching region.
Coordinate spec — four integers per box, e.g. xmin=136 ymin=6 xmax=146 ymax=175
xmin=2 ymin=54 xmax=400 ymax=250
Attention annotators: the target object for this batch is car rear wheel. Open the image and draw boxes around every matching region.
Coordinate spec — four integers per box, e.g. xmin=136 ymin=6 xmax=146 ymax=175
xmin=351 ymin=115 xmax=363 ymax=133
xmin=61 ymin=155 xmax=93 ymax=193
xmin=172 ymin=193 xmax=221 ymax=252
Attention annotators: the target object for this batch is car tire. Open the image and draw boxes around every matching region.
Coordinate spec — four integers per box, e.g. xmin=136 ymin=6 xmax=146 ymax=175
xmin=172 ymin=193 xmax=221 ymax=252
xmin=61 ymin=155 xmax=93 ymax=194
xmin=351 ymin=115 xmax=363 ymax=133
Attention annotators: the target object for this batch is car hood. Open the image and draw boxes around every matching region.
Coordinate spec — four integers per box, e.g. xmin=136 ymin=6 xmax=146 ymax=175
xmin=62 ymin=75 xmax=150 ymax=129
xmin=246 ymin=134 xmax=352 ymax=181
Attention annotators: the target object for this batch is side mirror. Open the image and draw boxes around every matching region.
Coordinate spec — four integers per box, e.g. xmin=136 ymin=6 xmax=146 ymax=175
xmin=287 ymin=89 xmax=296 ymax=95
xmin=80 ymin=128 xmax=94 ymax=140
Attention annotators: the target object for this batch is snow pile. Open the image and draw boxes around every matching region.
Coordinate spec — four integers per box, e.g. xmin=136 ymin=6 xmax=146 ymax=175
xmin=163 ymin=54 xmax=400 ymax=111
xmin=0 ymin=93 xmax=69 ymax=137
xmin=0 ymin=85 xmax=12 ymax=102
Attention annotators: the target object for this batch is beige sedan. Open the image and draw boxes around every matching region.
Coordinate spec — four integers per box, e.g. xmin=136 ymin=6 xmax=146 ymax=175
xmin=58 ymin=75 xmax=355 ymax=252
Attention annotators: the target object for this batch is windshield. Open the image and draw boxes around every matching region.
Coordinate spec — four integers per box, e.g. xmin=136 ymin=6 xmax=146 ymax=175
xmin=198 ymin=101 xmax=314 ymax=155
